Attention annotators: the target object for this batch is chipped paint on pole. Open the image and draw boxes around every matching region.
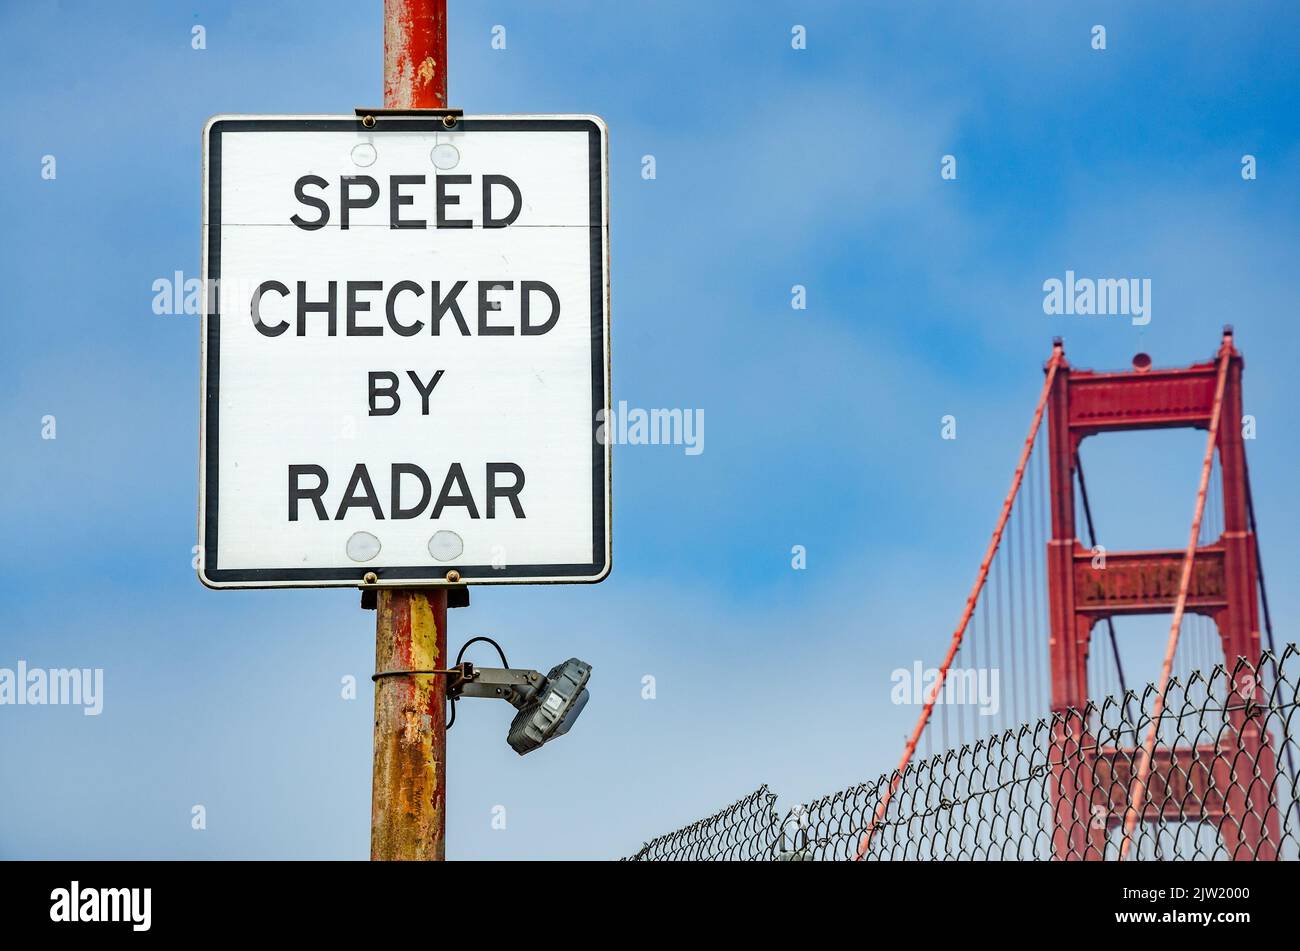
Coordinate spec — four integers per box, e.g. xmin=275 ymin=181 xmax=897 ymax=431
xmin=372 ymin=589 xmax=447 ymax=860
xmin=384 ymin=0 xmax=448 ymax=109
xmin=371 ymin=0 xmax=450 ymax=862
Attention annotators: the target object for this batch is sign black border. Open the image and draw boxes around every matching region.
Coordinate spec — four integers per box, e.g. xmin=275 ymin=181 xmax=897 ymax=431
xmin=200 ymin=116 xmax=609 ymax=587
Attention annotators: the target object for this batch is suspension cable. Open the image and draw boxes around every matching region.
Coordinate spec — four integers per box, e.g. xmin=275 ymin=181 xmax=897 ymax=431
xmin=1076 ymin=455 xmax=1135 ymax=727
xmin=1118 ymin=343 xmax=1231 ymax=859
xmin=856 ymin=345 xmax=1063 ymax=859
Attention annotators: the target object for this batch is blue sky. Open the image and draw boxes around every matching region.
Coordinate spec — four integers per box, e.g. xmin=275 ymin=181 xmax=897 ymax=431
xmin=1 ymin=1 xmax=1298 ymax=859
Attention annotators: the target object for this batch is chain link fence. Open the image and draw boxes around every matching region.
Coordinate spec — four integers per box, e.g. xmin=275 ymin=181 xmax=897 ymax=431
xmin=624 ymin=648 xmax=1300 ymax=861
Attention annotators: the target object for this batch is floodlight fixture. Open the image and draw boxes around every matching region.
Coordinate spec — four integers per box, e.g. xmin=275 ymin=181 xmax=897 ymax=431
xmin=445 ymin=648 xmax=592 ymax=756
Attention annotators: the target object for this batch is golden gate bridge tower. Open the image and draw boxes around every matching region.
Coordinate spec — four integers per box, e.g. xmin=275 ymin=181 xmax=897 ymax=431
xmin=1045 ymin=328 xmax=1279 ymax=860
xmin=862 ymin=328 xmax=1288 ymax=861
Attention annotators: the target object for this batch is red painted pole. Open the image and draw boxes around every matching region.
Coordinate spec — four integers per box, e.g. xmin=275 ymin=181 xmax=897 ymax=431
xmin=384 ymin=0 xmax=448 ymax=110
xmin=370 ymin=0 xmax=450 ymax=862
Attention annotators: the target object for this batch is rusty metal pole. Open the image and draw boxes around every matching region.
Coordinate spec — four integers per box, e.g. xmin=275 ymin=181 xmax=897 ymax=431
xmin=383 ymin=0 xmax=449 ymax=111
xmin=371 ymin=0 xmax=450 ymax=862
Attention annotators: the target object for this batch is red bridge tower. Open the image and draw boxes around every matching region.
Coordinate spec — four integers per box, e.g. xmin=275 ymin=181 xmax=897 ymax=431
xmin=1045 ymin=329 xmax=1279 ymax=859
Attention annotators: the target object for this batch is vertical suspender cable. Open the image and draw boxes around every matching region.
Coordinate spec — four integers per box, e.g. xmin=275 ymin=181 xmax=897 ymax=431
xmin=1026 ymin=437 xmax=1040 ymax=718
xmin=1041 ymin=436 xmax=1052 ymax=717
xmin=1018 ymin=489 xmax=1031 ymax=726
xmin=1076 ymin=457 xmax=1133 ymax=726
xmin=997 ymin=540 xmax=1008 ymax=733
xmin=1009 ymin=505 xmax=1021 ymax=726
xmin=856 ymin=353 xmax=1062 ymax=859
xmin=1242 ymin=455 xmax=1299 ymax=807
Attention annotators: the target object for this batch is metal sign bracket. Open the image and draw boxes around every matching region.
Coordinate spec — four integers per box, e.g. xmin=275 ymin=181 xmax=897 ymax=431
xmin=354 ymin=105 xmax=464 ymax=128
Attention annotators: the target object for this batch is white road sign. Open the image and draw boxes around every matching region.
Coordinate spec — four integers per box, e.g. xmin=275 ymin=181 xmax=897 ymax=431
xmin=199 ymin=115 xmax=610 ymax=588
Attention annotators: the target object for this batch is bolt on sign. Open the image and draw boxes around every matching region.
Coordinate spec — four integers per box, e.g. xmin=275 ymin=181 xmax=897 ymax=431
xmin=199 ymin=115 xmax=610 ymax=587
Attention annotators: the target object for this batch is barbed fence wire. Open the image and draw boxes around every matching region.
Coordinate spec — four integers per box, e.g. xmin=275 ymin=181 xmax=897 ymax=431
xmin=623 ymin=647 xmax=1300 ymax=861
